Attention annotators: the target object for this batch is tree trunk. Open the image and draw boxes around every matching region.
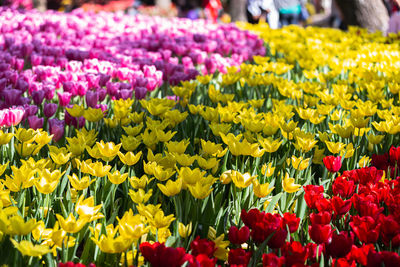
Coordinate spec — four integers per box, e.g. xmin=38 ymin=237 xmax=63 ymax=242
xmin=230 ymin=0 xmax=247 ymax=22
xmin=335 ymin=0 xmax=389 ymax=32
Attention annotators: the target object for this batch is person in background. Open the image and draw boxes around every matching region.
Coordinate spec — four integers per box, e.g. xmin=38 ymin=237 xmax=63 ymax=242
xmin=247 ymin=0 xmax=279 ymax=28
xmin=388 ymin=0 xmax=400 ymax=33
xmin=274 ymin=0 xmax=305 ymax=26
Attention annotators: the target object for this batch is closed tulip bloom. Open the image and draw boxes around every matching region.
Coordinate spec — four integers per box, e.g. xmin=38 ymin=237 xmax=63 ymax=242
xmin=228 ymin=225 xmax=250 ymax=245
xmin=48 ymin=118 xmax=65 ymax=142
xmin=58 ymin=92 xmax=72 ymax=107
xmin=323 ymin=155 xmax=342 ymax=173
xmin=43 ymin=103 xmax=58 ymax=118
xmin=178 ymin=222 xmax=192 ymax=238
xmin=1 ymin=107 xmax=25 ymax=127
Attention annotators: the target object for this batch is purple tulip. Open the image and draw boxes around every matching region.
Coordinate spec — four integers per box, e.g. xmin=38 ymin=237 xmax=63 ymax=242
xmin=48 ymin=118 xmax=65 ymax=142
xmin=135 ymin=86 xmax=147 ymax=100
xmin=85 ymin=90 xmax=99 ymax=108
xmin=43 ymin=103 xmax=58 ymax=118
xmin=118 ymin=89 xmax=132 ymax=100
xmin=32 ymin=90 xmax=45 ymax=105
xmin=65 ymin=110 xmax=85 ymax=128
xmin=28 ymin=115 xmax=44 ymax=130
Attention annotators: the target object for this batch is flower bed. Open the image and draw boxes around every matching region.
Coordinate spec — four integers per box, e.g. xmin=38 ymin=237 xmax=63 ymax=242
xmin=0 ymin=9 xmax=400 ymax=267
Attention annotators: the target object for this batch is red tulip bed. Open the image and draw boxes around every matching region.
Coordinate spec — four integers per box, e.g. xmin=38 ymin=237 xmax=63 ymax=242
xmin=1 ymin=6 xmax=400 ymax=267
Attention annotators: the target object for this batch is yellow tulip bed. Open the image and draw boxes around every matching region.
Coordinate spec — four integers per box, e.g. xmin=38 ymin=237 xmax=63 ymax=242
xmin=1 ymin=15 xmax=400 ymax=267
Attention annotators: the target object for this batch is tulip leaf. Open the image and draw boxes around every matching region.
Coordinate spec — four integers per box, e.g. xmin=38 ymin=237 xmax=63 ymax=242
xmin=265 ymin=192 xmax=282 ymax=214
xmin=59 ymin=164 xmax=71 ymax=197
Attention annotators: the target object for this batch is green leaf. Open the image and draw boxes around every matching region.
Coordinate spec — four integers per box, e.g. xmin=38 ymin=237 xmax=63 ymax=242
xmin=265 ymin=192 xmax=282 ymax=214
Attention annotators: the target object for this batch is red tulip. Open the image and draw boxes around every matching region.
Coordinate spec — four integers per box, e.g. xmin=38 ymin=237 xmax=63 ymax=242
xmin=140 ymin=242 xmax=189 ymax=267
xmin=326 ymin=231 xmax=354 ymax=258
xmin=350 ymin=216 xmax=380 ymax=244
xmin=303 ymin=185 xmax=324 ymax=210
xmin=332 ymin=196 xmax=352 ymax=217
xmin=308 ymin=224 xmax=332 ymax=244
xmin=228 ymin=226 xmax=250 ymax=245
xmin=323 ymin=155 xmax=342 ymax=173
xmin=282 ymin=213 xmax=300 ymax=233
xmin=187 ymin=254 xmax=217 ymax=267
xmin=332 ymin=176 xmax=355 ymax=199
xmin=262 ymin=253 xmax=285 ymax=267
xmin=190 ymin=236 xmax=216 ymax=258
xmin=228 ymin=248 xmax=251 ymax=266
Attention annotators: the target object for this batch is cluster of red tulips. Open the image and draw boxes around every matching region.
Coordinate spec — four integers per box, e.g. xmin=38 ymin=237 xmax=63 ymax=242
xmin=131 ymin=148 xmax=400 ymax=266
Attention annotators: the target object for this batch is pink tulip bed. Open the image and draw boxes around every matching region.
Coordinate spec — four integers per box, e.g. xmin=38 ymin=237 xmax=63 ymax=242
xmin=1 ymin=6 xmax=400 ymax=267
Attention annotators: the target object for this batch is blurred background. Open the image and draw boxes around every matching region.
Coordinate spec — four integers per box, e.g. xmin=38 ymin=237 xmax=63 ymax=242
xmin=1 ymin=0 xmax=400 ymax=34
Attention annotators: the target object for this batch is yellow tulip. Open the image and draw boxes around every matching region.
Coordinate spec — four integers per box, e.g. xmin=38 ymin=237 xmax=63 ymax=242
xmin=34 ymin=177 xmax=59 ymax=194
xmin=157 ymin=178 xmax=182 ymax=197
xmin=261 ymin=163 xmax=275 ymax=177
xmin=128 ymin=189 xmax=152 ymax=204
xmin=83 ymin=107 xmax=104 ymax=122
xmin=165 ymin=139 xmax=190 ymax=154
xmin=49 ymin=151 xmax=72 ymax=165
xmin=252 ymin=179 xmax=274 ymax=198
xmin=34 ymin=130 xmax=53 ymax=146
xmin=117 ymin=151 xmax=142 ymax=166
xmin=66 ymin=104 xmax=84 ymax=118
xmin=96 ymin=140 xmax=122 ymax=158
xmin=15 ymin=128 xmax=37 ymax=143
xmin=219 ymin=170 xmax=232 ymax=184
xmin=258 ymin=137 xmax=282 ymax=153
xmin=231 ymin=170 xmax=256 ymax=188
xmin=0 ymin=161 xmax=8 ymax=176
xmin=56 ymin=213 xmax=88 ymax=234
xmin=11 ymin=239 xmax=51 ymax=257
xmin=75 ymin=195 xmax=104 ymax=222
xmin=121 ymin=135 xmax=141 ymax=152
xmin=178 ymin=222 xmax=192 ymax=238
xmin=197 ymin=156 xmax=219 ymax=170
xmin=282 ymin=174 xmax=301 ymax=193
xmin=289 ymin=155 xmax=310 ymax=171
xmin=91 ymin=232 xmax=133 ymax=254
xmin=325 ymin=141 xmax=346 ymax=154
xmin=89 ymin=162 xmax=111 ymax=177
xmin=177 ymin=167 xmax=207 ymax=187
xmin=8 ymin=216 xmax=40 ymax=235
xmin=187 ymin=181 xmax=213 ymax=199
xmin=68 ymin=173 xmax=95 ymax=191
xmin=0 ymin=130 xmax=13 ymax=145
xmin=107 ymin=170 xmax=129 ymax=185
xmin=117 ymin=210 xmax=149 ymax=240
xmin=153 ymin=165 xmax=176 ymax=182
xmin=148 ymin=210 xmax=175 ymax=229
xmin=129 ymin=175 xmax=152 ymax=190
